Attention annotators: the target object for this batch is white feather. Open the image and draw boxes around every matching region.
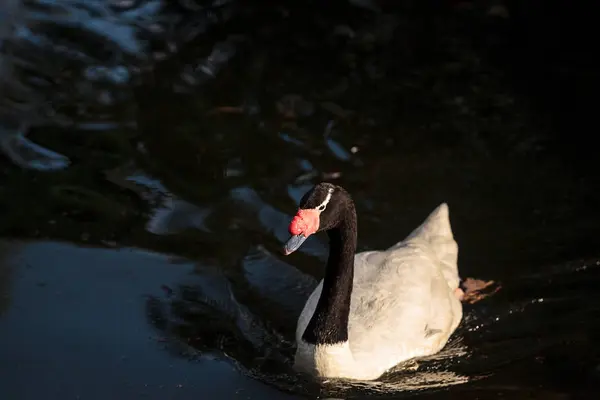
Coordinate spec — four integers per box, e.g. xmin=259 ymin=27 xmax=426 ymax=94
xmin=294 ymin=203 xmax=462 ymax=380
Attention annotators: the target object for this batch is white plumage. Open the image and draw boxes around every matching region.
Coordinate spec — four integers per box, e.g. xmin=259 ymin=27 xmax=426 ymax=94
xmin=294 ymin=203 xmax=462 ymax=380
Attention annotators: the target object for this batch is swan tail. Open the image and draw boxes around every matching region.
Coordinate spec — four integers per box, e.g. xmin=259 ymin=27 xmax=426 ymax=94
xmin=406 ymin=203 xmax=460 ymax=288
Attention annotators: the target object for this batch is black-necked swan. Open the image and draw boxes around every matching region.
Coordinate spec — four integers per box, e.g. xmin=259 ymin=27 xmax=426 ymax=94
xmin=283 ymin=182 xmax=463 ymax=380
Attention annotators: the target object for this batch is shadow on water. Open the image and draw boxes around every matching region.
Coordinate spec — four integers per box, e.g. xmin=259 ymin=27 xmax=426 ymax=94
xmin=1 ymin=1 xmax=600 ymax=399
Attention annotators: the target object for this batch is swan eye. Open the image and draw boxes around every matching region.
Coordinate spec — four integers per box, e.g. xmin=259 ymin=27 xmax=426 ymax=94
xmin=317 ymin=204 xmax=327 ymax=212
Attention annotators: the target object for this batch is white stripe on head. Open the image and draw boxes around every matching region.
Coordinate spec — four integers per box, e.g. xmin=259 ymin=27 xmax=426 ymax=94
xmin=315 ymin=187 xmax=334 ymax=213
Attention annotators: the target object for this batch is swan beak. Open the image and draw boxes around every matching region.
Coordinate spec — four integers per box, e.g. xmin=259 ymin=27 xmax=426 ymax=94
xmin=283 ymin=234 xmax=307 ymax=255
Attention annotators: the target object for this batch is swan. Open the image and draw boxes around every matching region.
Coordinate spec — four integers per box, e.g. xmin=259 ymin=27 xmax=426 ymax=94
xmin=283 ymin=182 xmax=463 ymax=380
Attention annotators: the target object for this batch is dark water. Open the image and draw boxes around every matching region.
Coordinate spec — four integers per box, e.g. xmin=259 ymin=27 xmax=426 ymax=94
xmin=1 ymin=1 xmax=599 ymax=399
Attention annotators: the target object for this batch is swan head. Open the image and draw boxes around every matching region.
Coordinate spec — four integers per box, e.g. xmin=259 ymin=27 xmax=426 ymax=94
xmin=283 ymin=182 xmax=349 ymax=255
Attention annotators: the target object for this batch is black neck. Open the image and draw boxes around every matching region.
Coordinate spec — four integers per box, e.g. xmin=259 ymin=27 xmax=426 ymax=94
xmin=302 ymin=204 xmax=357 ymax=345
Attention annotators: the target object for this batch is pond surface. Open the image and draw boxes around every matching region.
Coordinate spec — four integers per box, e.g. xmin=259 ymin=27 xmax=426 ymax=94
xmin=1 ymin=1 xmax=599 ymax=399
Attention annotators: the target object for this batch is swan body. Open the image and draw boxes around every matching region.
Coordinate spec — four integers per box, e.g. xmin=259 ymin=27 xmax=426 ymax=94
xmin=284 ymin=184 xmax=462 ymax=381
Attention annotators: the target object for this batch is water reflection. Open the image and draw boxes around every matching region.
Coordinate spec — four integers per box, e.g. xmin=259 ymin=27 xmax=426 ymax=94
xmin=0 ymin=240 xmax=293 ymax=399
xmin=147 ymin=245 xmax=600 ymax=398
xmin=0 ymin=0 xmax=236 ymax=170
xmin=1 ymin=0 xmax=142 ymax=169
xmin=0 ymin=1 xmax=599 ymax=399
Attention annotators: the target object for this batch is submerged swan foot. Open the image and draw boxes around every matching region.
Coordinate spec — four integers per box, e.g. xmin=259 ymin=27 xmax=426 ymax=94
xmin=458 ymin=278 xmax=501 ymax=304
